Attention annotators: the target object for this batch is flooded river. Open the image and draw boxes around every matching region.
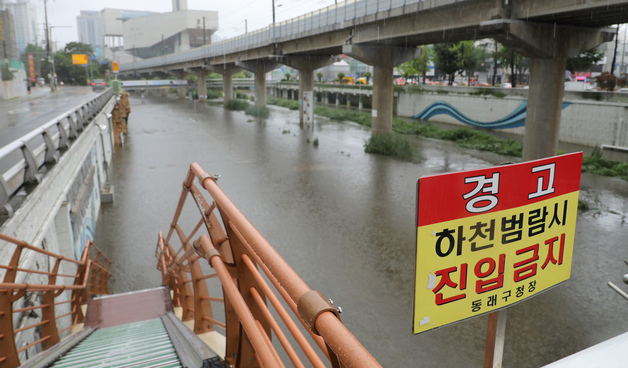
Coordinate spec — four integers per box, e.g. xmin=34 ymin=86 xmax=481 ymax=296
xmin=94 ymin=93 xmax=628 ymax=367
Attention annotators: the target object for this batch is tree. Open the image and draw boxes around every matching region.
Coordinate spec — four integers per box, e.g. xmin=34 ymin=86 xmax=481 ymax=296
xmin=566 ymin=48 xmax=604 ymax=72
xmin=396 ymin=60 xmax=418 ymax=82
xmin=20 ymin=43 xmax=48 ymax=83
xmin=337 ymin=72 xmax=345 ymax=83
xmin=317 ymin=71 xmax=323 ymax=83
xmin=415 ymin=46 xmax=434 ymax=84
xmin=433 ymin=43 xmax=460 ymax=85
xmin=595 ymin=72 xmax=617 ymax=91
xmin=363 ymin=71 xmax=371 ymax=84
xmin=494 ymin=45 xmax=529 ymax=87
xmin=452 ymin=41 xmax=487 ymax=85
xmin=53 ymin=42 xmax=97 ymax=85
xmin=283 ymin=73 xmax=291 ymax=81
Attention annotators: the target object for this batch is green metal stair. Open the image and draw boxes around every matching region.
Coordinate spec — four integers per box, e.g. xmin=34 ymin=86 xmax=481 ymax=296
xmin=49 ymin=318 xmax=182 ymax=368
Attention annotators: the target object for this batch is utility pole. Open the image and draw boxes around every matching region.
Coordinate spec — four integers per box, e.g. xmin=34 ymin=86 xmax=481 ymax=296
xmin=43 ymin=0 xmax=55 ymax=91
xmin=245 ymin=19 xmax=247 ymax=34
xmin=203 ymin=16 xmax=206 ymax=46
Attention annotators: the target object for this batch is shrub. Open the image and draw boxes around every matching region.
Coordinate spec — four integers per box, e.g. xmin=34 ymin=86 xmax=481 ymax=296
xmin=206 ymin=89 xmax=223 ymax=99
xmin=236 ymin=90 xmax=249 ymax=99
xmin=245 ymin=105 xmax=270 ymax=118
xmin=364 ymin=133 xmax=417 ymax=160
xmin=268 ymin=97 xmax=299 ymax=110
xmin=226 ymin=99 xmax=250 ymax=111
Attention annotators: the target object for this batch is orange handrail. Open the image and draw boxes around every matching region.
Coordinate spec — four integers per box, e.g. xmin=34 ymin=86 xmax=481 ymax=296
xmin=157 ymin=163 xmax=382 ymax=368
xmin=0 ymin=234 xmax=111 ymax=367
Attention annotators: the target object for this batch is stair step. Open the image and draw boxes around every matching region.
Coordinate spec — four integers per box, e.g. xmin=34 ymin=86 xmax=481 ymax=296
xmin=49 ymin=318 xmax=182 ymax=368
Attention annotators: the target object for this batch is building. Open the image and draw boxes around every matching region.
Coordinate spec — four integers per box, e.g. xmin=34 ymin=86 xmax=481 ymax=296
xmin=76 ymin=11 xmax=103 ymax=57
xmin=0 ymin=9 xmax=19 ymax=59
xmin=123 ymin=9 xmax=218 ymax=59
xmin=4 ymin=0 xmax=37 ymax=53
xmin=78 ymin=2 xmax=218 ymax=64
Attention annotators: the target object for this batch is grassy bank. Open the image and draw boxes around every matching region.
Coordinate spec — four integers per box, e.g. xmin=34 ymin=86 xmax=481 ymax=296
xmin=267 ymin=97 xmax=628 ymax=178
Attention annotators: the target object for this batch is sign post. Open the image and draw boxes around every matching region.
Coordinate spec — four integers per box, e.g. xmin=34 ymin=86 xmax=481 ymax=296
xmin=413 ymin=153 xmax=583 ymax=361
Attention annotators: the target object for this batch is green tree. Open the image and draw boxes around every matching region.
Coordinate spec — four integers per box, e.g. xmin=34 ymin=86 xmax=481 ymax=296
xmin=494 ymin=45 xmax=528 ymax=87
xmin=453 ymin=41 xmax=488 ymax=85
xmin=53 ymin=42 xmax=97 ymax=85
xmin=317 ymin=71 xmax=323 ymax=83
xmin=337 ymin=72 xmax=345 ymax=83
xmin=566 ymin=48 xmax=604 ymax=72
xmin=433 ymin=43 xmax=461 ymax=85
xmin=20 ymin=43 xmax=48 ymax=83
xmin=416 ymin=46 xmax=434 ymax=84
xmin=397 ymin=59 xmax=419 ymax=83
xmin=363 ymin=71 xmax=371 ymax=84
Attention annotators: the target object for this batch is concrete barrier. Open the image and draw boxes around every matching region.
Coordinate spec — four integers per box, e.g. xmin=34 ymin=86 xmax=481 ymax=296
xmin=397 ymin=92 xmax=628 ymax=148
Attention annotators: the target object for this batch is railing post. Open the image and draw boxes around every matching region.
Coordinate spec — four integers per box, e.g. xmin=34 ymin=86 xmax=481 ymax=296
xmin=40 ymin=258 xmax=61 ymax=349
xmin=0 ymin=242 xmax=25 ymax=367
xmin=21 ymin=142 xmax=40 ymax=184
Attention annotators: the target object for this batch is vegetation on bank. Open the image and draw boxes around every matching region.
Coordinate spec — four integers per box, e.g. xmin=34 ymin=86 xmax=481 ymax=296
xmin=226 ymin=99 xmax=250 ymax=111
xmin=245 ymin=105 xmax=270 ymax=119
xmin=364 ymin=133 xmax=418 ymax=160
xmin=267 ymin=96 xmax=628 ymax=177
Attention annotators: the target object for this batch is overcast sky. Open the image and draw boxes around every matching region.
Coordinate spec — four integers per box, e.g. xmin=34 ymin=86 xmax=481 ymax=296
xmin=34 ymin=0 xmax=339 ymax=49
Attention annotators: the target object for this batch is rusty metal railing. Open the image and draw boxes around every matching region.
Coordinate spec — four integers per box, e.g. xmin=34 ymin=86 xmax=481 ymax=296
xmin=156 ymin=163 xmax=382 ymax=368
xmin=0 ymin=234 xmax=111 ymax=367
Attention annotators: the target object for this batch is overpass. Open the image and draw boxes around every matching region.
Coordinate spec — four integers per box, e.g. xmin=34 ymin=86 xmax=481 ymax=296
xmin=119 ymin=0 xmax=628 ymax=160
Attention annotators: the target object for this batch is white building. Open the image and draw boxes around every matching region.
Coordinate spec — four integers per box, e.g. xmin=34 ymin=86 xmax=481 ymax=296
xmin=123 ymin=9 xmax=218 ymax=59
xmin=4 ymin=0 xmax=37 ymax=53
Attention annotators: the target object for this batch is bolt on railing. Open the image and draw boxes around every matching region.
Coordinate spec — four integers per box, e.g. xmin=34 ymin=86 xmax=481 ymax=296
xmin=156 ymin=163 xmax=382 ymax=368
xmin=0 ymin=234 xmax=112 ymax=367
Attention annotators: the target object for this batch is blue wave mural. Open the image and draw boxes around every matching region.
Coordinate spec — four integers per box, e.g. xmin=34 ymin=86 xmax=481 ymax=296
xmin=412 ymin=101 xmax=571 ymax=129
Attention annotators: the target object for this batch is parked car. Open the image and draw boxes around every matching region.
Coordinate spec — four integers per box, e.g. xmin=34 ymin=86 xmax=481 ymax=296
xmin=501 ymin=83 xmax=512 ymax=88
xmin=91 ymin=79 xmax=107 ymax=91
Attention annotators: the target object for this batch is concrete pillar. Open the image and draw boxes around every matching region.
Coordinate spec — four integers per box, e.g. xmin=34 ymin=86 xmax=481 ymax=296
xmin=282 ymin=56 xmax=337 ymax=125
xmin=162 ymin=88 xmax=169 ymax=97
xmin=197 ymin=69 xmax=208 ymax=100
xmin=223 ymin=73 xmax=233 ymax=107
xmin=343 ymin=44 xmax=420 ymax=135
xmin=236 ymin=60 xmax=280 ymax=107
xmin=335 ymin=94 xmax=339 ymax=106
xmin=178 ymin=87 xmax=186 ymax=99
xmin=481 ymin=20 xmax=614 ymax=160
xmin=359 ymin=96 xmax=363 ymax=110
xmin=325 ymin=92 xmax=329 ymax=105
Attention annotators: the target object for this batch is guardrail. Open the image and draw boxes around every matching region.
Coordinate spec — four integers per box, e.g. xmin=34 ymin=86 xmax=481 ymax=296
xmin=0 ymin=89 xmax=115 ymax=216
xmin=0 ymin=234 xmax=111 ymax=367
xmin=156 ymin=163 xmax=381 ymax=368
xmin=120 ymin=0 xmax=445 ymax=72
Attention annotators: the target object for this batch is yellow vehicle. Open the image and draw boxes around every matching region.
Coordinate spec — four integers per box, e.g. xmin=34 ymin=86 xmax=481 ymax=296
xmin=341 ymin=76 xmax=355 ymax=84
xmin=356 ymin=77 xmax=367 ymax=85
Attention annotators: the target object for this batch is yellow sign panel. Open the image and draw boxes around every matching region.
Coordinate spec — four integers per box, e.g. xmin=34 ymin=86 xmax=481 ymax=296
xmin=72 ymin=54 xmax=89 ymax=65
xmin=113 ymin=61 xmax=119 ymax=72
xmin=413 ymin=153 xmax=582 ymax=334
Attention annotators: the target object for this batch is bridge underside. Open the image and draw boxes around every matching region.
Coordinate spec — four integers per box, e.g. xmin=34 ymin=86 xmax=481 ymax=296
xmin=120 ymin=0 xmax=628 ymax=160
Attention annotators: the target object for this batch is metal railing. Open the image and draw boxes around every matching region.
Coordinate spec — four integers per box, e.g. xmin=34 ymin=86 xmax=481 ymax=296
xmin=121 ymin=0 xmax=443 ymax=72
xmin=156 ymin=163 xmax=381 ymax=368
xmin=0 ymin=234 xmax=112 ymax=367
xmin=0 ymin=89 xmax=115 ymax=216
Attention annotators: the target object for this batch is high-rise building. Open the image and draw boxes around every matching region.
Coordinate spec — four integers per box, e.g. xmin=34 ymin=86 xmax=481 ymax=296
xmin=76 ymin=11 xmax=103 ymax=58
xmin=0 ymin=9 xmax=19 ymax=59
xmin=4 ymin=0 xmax=37 ymax=53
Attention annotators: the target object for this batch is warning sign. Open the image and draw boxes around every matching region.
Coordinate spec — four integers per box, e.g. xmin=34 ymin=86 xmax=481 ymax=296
xmin=413 ymin=153 xmax=582 ymax=334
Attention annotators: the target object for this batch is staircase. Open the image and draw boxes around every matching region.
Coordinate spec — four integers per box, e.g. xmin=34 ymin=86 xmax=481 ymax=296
xmin=18 ymin=287 xmax=226 ymax=368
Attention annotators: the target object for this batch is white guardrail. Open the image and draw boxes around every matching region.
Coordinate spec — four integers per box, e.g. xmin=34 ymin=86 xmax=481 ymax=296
xmin=0 ymin=89 xmax=115 ymax=216
xmin=120 ymin=0 xmax=437 ymax=72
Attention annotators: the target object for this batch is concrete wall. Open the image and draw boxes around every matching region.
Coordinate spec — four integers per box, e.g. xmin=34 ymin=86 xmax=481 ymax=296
xmin=0 ymin=69 xmax=28 ymax=100
xmin=396 ymin=92 xmax=628 ymax=148
xmin=0 ymin=95 xmax=116 ymax=358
